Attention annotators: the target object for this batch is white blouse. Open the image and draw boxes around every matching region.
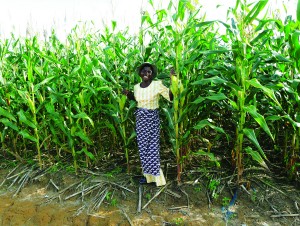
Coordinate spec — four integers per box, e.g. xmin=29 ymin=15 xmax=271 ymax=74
xmin=134 ymin=80 xmax=170 ymax=109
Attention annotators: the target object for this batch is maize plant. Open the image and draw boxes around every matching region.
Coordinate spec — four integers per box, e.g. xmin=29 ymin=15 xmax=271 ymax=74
xmin=140 ymin=0 xmax=226 ymax=182
xmin=0 ymin=0 xmax=299 ymax=183
xmin=223 ymin=0 xmax=281 ymax=183
xmin=278 ymin=6 xmax=300 ymax=178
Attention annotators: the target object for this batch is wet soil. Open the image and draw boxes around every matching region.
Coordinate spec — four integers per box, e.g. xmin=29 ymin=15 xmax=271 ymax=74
xmin=0 ymin=166 xmax=299 ymax=226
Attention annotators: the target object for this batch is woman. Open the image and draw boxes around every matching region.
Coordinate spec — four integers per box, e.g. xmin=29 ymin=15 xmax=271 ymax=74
xmin=123 ymin=62 xmax=173 ymax=186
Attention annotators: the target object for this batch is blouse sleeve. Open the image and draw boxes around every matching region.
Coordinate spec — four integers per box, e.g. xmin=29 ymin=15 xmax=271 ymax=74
xmin=158 ymin=81 xmax=170 ymax=101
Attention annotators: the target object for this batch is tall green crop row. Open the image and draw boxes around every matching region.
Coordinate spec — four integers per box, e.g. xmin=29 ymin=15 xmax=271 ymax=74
xmin=0 ymin=0 xmax=299 ymax=182
xmin=139 ymin=0 xmax=229 ymax=182
xmin=273 ymin=8 xmax=300 ymax=178
xmin=190 ymin=0 xmax=299 ymax=182
xmin=0 ymin=28 xmax=138 ymax=173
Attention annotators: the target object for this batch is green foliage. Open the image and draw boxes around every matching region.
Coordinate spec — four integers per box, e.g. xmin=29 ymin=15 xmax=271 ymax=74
xmin=0 ymin=0 xmax=299 ymax=182
xmin=208 ymin=178 xmax=220 ymax=199
xmin=173 ymin=217 xmax=184 ymax=225
xmin=297 ymin=0 xmax=300 ymax=22
xmin=145 ymin=193 xmax=151 ymax=201
xmin=104 ymin=167 xmax=122 ymax=178
xmin=194 ymin=185 xmax=202 ymax=193
xmin=105 ymin=192 xmax=118 ymax=206
xmin=194 ymin=150 xmax=221 ymax=168
xmin=250 ymin=189 xmax=257 ymax=202
xmin=222 ymin=196 xmax=231 ymax=207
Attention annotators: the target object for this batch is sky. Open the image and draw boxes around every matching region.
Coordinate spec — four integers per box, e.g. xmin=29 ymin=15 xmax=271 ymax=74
xmin=0 ymin=0 xmax=297 ymax=40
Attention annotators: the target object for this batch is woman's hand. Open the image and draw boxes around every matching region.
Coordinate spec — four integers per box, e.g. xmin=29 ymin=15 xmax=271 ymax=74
xmin=122 ymin=89 xmax=129 ymax=96
xmin=170 ymin=68 xmax=176 ymax=80
xmin=122 ymin=89 xmax=135 ymax=101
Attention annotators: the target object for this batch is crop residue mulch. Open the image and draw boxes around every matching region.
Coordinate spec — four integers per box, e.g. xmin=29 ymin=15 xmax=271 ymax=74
xmin=0 ymin=166 xmax=299 ymax=226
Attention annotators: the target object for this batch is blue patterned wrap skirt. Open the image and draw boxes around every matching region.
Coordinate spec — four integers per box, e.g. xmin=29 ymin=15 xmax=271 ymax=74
xmin=135 ymin=108 xmax=161 ymax=176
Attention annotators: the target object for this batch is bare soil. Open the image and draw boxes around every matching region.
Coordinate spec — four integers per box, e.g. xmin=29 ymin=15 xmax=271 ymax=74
xmin=0 ymin=165 xmax=299 ymax=226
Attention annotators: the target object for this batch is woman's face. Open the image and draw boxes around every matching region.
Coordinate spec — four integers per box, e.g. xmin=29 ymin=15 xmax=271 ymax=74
xmin=140 ymin=66 xmax=153 ymax=82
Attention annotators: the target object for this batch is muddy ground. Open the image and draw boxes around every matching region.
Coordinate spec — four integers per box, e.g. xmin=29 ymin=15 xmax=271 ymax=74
xmin=0 ymin=164 xmax=299 ymax=226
